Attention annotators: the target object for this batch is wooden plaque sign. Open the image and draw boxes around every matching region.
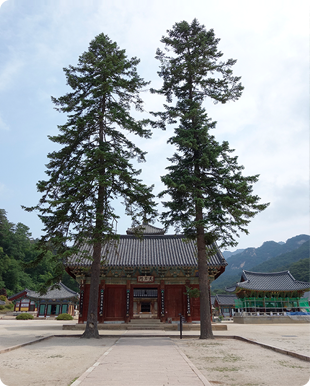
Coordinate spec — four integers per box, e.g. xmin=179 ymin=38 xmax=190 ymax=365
xmin=137 ymin=276 xmax=154 ymax=283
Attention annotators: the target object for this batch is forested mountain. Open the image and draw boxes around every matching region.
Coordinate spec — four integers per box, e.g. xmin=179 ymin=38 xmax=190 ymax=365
xmin=222 ymin=249 xmax=245 ymax=259
xmin=0 ymin=209 xmax=78 ymax=296
xmin=250 ymin=240 xmax=309 ymax=274
xmin=211 ymin=234 xmax=309 ymax=293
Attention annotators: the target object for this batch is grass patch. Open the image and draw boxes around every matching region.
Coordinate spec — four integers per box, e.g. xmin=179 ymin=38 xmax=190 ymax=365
xmin=223 ymin=353 xmax=242 ymax=363
xmin=48 ymin=355 xmax=64 ymax=359
xmin=213 ymin=366 xmax=239 ymax=372
xmin=69 ymin=377 xmax=78 ymax=385
xmin=277 ymin=360 xmax=306 ymax=369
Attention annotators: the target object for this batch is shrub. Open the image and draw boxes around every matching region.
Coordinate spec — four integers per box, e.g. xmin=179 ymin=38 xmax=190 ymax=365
xmin=16 ymin=313 xmax=34 ymax=320
xmin=0 ymin=295 xmax=6 ymax=302
xmin=0 ymin=305 xmax=4 ymax=310
xmin=56 ymin=313 xmax=73 ymax=320
xmin=5 ymin=304 xmax=13 ymax=309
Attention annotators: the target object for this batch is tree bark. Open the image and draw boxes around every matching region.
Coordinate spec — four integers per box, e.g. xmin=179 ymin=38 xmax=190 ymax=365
xmin=81 ymin=242 xmax=101 ymax=338
xmin=196 ymin=208 xmax=214 ymax=340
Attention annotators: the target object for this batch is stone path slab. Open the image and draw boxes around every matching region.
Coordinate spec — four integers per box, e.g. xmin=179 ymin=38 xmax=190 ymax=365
xmin=72 ymin=337 xmax=211 ymax=386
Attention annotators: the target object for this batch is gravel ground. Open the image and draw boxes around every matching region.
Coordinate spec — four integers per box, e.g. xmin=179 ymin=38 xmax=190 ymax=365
xmin=0 ymin=319 xmax=309 ymax=386
xmin=0 ymin=337 xmax=118 ymax=386
xmin=175 ymin=337 xmax=310 ymax=386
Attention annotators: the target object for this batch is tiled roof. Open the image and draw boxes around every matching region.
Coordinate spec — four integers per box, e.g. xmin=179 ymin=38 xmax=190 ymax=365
xmin=26 ymin=283 xmax=78 ymax=300
xmin=8 ymin=289 xmax=29 ymax=301
xmin=126 ymin=223 xmax=165 ymax=235
xmin=67 ymin=235 xmax=227 ymax=269
xmin=215 ymin=294 xmax=237 ymax=306
xmin=226 ymin=270 xmax=310 ymax=292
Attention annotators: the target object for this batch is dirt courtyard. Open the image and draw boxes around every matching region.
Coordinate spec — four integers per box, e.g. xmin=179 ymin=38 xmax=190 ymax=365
xmin=174 ymin=337 xmax=310 ymax=386
xmin=0 ymin=335 xmax=309 ymax=386
xmin=0 ymin=320 xmax=309 ymax=386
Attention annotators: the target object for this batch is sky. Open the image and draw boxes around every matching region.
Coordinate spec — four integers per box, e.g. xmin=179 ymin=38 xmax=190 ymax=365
xmin=0 ymin=0 xmax=308 ymax=251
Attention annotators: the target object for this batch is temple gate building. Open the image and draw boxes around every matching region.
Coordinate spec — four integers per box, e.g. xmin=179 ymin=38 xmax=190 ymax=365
xmin=66 ymin=223 xmax=227 ymax=324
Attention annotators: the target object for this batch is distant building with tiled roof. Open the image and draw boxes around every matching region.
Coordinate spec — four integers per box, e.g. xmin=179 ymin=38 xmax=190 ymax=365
xmin=9 ymin=283 xmax=79 ymax=317
xmin=226 ymin=270 xmax=310 ymax=315
xmin=226 ymin=270 xmax=310 ymax=293
xmin=126 ymin=222 xmax=165 ymax=235
xmin=66 ymin=223 xmax=227 ymax=324
xmin=214 ymin=294 xmax=237 ymax=317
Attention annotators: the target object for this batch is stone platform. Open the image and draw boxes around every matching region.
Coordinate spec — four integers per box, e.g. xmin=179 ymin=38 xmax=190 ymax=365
xmin=63 ymin=318 xmax=227 ymax=331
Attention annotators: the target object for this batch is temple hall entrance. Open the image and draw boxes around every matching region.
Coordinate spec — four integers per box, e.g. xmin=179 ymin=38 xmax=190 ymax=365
xmin=133 ymin=288 xmax=158 ymax=318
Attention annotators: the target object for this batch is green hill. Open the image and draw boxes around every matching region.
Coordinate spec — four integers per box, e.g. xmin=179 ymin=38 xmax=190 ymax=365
xmin=250 ymin=240 xmax=309 ymax=275
xmin=0 ymin=209 xmax=79 ymax=296
xmin=211 ymin=234 xmax=309 ymax=293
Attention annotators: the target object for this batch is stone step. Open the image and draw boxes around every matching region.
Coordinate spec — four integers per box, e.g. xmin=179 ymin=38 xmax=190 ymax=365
xmin=129 ymin=318 xmax=161 ymax=324
xmin=127 ymin=325 xmax=163 ymax=330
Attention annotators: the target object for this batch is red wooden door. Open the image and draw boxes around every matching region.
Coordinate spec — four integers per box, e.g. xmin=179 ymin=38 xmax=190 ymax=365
xmin=104 ymin=285 xmax=126 ymax=320
xmin=165 ymin=285 xmax=183 ymax=319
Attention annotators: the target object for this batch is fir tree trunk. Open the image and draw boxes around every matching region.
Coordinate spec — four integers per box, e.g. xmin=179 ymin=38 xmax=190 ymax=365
xmin=81 ymin=100 xmax=106 ymax=339
xmin=81 ymin=242 xmax=101 ymax=339
xmin=196 ymin=209 xmax=214 ymax=340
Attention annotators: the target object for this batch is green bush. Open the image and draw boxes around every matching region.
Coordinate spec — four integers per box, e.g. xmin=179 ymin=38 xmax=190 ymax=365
xmin=0 ymin=295 xmax=6 ymax=302
xmin=16 ymin=313 xmax=34 ymax=320
xmin=56 ymin=313 xmax=73 ymax=320
xmin=0 ymin=305 xmax=4 ymax=310
xmin=5 ymin=304 xmax=13 ymax=309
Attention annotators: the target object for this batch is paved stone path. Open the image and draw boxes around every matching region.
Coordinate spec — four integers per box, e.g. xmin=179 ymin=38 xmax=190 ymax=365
xmin=71 ymin=337 xmax=211 ymax=386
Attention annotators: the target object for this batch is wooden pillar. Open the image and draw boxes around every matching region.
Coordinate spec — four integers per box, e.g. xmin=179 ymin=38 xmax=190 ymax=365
xmin=160 ymin=280 xmax=165 ymax=322
xmin=98 ymin=280 xmax=105 ymax=324
xmin=125 ymin=280 xmax=131 ymax=323
xmin=78 ymin=281 xmax=85 ymax=324
xmin=185 ymin=280 xmax=192 ymax=323
xmin=208 ymin=282 xmax=212 ymax=321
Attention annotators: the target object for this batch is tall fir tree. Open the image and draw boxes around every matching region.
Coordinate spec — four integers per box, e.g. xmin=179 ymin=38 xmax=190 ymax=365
xmin=24 ymin=33 xmax=157 ymax=338
xmin=152 ymin=19 xmax=268 ymax=339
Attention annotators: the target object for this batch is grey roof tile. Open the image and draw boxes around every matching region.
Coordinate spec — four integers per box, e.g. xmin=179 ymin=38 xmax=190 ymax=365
xmin=126 ymin=223 xmax=165 ymax=235
xmin=215 ymin=294 xmax=237 ymax=306
xmin=229 ymin=270 xmax=310 ymax=292
xmin=67 ymin=235 xmax=227 ymax=269
xmin=26 ymin=283 xmax=78 ymax=300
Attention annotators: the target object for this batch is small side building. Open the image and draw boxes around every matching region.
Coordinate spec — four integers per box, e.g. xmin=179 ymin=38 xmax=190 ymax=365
xmin=8 ymin=289 xmax=37 ymax=312
xmin=214 ymin=294 xmax=237 ymax=317
xmin=9 ymin=283 xmax=79 ymax=317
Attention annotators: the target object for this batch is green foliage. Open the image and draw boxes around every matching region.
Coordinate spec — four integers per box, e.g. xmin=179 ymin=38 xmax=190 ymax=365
xmin=23 ymin=33 xmax=157 ymax=336
xmin=290 ymin=258 xmax=310 ymax=282
xmin=24 ymin=32 xmax=157 ymax=260
xmin=0 ymin=305 xmax=4 ymax=310
xmin=0 ymin=210 xmax=79 ymax=295
xmin=56 ymin=313 xmax=73 ymax=320
xmin=185 ymin=286 xmax=200 ymax=298
xmin=152 ymin=19 xmax=268 ymax=249
xmin=0 ymin=295 xmax=6 ymax=301
xmin=16 ymin=313 xmax=34 ymax=320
